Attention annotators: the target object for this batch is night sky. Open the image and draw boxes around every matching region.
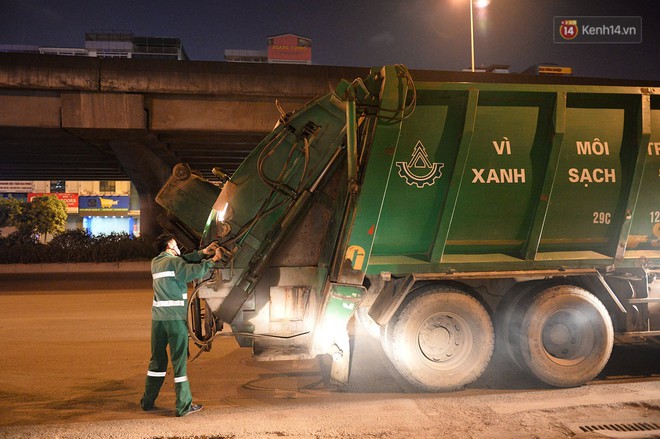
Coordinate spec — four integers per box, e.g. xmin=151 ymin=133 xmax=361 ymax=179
xmin=1 ymin=0 xmax=658 ymax=80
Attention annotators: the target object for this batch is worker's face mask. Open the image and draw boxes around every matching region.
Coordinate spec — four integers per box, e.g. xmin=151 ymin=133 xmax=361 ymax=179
xmin=169 ymin=241 xmax=181 ymax=256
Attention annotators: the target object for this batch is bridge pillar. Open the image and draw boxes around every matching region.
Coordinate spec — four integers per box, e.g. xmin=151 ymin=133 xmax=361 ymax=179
xmin=108 ymin=138 xmax=178 ymax=238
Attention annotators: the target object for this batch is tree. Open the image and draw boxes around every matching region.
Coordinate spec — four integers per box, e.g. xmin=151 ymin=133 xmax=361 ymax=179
xmin=0 ymin=197 xmax=21 ymax=229
xmin=14 ymin=196 xmax=68 ymax=242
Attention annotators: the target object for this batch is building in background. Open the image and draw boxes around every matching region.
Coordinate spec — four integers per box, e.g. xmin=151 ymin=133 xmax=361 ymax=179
xmin=522 ymin=63 xmax=573 ymax=76
xmin=267 ymin=34 xmax=312 ymax=64
xmin=0 ymin=31 xmax=188 ymax=60
xmin=462 ymin=64 xmax=510 ymax=73
xmin=0 ymin=32 xmax=185 ymax=239
xmin=85 ymin=31 xmax=188 ymax=60
xmin=1 ymin=31 xmax=312 ymax=63
xmin=83 ymin=31 xmax=133 ymax=58
xmin=1 ymin=180 xmax=140 ymax=237
xmin=223 ymin=49 xmax=268 ymax=63
xmin=225 ymin=33 xmax=312 ymax=64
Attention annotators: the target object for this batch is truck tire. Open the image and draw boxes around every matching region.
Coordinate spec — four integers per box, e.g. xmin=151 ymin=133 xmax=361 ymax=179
xmin=380 ymin=284 xmax=423 ymax=361
xmin=517 ymin=285 xmax=614 ymax=387
xmin=355 ymin=306 xmax=381 ymax=340
xmin=386 ymin=286 xmax=494 ymax=391
xmin=494 ymin=282 xmax=543 ymax=373
xmin=380 ymin=309 xmax=399 ymax=361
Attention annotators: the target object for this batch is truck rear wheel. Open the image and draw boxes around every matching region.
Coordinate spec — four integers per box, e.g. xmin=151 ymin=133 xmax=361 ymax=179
xmin=380 ymin=308 xmax=398 ymax=361
xmin=386 ymin=286 xmax=494 ymax=391
xmin=355 ymin=306 xmax=381 ymax=340
xmin=494 ymin=282 xmax=543 ymax=373
xmin=517 ymin=285 xmax=613 ymax=387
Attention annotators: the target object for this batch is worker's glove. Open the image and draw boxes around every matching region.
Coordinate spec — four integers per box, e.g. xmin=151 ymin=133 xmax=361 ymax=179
xmin=202 ymin=241 xmax=220 ymax=256
xmin=211 ymin=246 xmax=231 ymax=264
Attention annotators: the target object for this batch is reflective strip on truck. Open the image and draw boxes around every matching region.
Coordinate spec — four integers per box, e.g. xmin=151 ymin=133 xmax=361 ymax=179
xmin=152 ymin=271 xmax=176 ymax=279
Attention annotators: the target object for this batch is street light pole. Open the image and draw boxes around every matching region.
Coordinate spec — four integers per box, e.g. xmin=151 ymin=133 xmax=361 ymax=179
xmin=469 ymin=0 xmax=475 ymax=72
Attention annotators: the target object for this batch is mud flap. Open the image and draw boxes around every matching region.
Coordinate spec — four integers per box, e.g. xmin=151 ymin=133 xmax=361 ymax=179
xmin=329 ymin=329 xmax=351 ymax=385
xmin=317 ymin=283 xmax=365 ymax=385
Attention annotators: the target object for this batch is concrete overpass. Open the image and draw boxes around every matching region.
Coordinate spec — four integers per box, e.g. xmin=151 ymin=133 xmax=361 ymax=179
xmin=0 ymin=53 xmax=368 ymax=236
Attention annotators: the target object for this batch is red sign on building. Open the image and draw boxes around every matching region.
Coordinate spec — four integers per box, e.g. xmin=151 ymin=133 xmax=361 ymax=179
xmin=28 ymin=193 xmax=79 ymax=213
xmin=267 ymin=34 xmax=312 ymax=64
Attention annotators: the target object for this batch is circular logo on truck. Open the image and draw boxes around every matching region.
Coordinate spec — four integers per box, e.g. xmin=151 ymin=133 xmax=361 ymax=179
xmin=396 ymin=141 xmax=444 ymax=188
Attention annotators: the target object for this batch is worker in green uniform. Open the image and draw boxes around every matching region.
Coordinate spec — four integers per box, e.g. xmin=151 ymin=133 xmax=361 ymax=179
xmin=140 ymin=233 xmax=221 ymax=417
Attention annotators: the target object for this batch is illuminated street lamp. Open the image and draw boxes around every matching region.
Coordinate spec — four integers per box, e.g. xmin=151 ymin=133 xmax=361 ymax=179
xmin=469 ymin=0 xmax=490 ymax=72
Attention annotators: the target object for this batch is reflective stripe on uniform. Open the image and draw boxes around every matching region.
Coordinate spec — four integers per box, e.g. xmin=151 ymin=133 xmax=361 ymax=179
xmin=147 ymin=370 xmax=167 ymax=377
xmin=174 ymin=375 xmax=188 ymax=383
xmin=152 ymin=271 xmax=176 ymax=279
xmin=153 ymin=300 xmax=185 ymax=307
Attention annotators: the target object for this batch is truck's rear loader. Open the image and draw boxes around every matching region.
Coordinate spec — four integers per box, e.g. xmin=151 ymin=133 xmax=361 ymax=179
xmin=157 ymin=65 xmax=660 ymax=391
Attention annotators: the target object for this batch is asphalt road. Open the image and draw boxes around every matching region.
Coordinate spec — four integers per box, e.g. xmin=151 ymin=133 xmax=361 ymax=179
xmin=0 ymin=272 xmax=659 ymax=439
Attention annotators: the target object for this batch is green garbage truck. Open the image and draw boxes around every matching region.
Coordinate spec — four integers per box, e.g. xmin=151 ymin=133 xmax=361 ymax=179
xmin=156 ymin=65 xmax=660 ymax=391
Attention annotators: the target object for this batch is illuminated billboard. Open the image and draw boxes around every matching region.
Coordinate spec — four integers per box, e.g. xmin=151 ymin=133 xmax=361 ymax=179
xmin=267 ymin=34 xmax=311 ymax=64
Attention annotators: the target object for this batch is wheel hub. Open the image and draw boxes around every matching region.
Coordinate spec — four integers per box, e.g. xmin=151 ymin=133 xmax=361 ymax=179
xmin=547 ymin=323 xmax=571 ymax=345
xmin=418 ymin=315 xmax=464 ymax=362
xmin=541 ymin=309 xmax=594 ymax=364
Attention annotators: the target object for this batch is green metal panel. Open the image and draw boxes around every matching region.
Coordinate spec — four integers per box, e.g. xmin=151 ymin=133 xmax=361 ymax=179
xmin=225 ymin=96 xmax=346 ymax=247
xmin=373 ymin=90 xmax=467 ymax=257
xmin=522 ymin=92 xmax=566 ymax=261
xmin=430 ymin=89 xmax=479 ymax=262
xmin=613 ymin=95 xmax=651 ymax=260
xmin=363 ymin=78 xmax=659 ymax=275
xmin=336 ymin=66 xmax=410 ymax=284
xmin=446 ymin=92 xmax=554 ymax=255
xmin=322 ymin=283 xmax=365 ymax=320
xmin=628 ymin=99 xmax=660 ymax=252
xmin=540 ymin=94 xmax=636 ymax=255
xmin=207 ymin=92 xmax=350 ymax=322
xmin=372 ymin=89 xmax=558 ymax=258
xmin=156 ymin=171 xmax=220 ymax=237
